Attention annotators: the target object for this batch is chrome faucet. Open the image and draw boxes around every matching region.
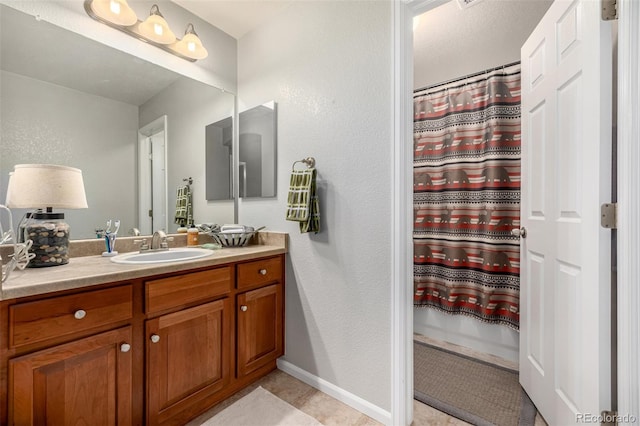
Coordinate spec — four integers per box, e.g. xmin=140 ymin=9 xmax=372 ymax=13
xmin=134 ymin=230 xmax=173 ymax=252
xmin=151 ymin=230 xmax=169 ymax=251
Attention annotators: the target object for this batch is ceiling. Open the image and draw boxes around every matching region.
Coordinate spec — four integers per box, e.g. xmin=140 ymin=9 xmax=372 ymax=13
xmin=171 ymin=0 xmax=291 ymax=39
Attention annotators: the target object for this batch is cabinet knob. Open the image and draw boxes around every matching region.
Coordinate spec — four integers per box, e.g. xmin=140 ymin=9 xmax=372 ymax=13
xmin=120 ymin=343 xmax=131 ymax=353
xmin=259 ymin=269 xmax=267 ymax=275
xmin=74 ymin=309 xmax=86 ymax=320
xmin=240 ymin=305 xmax=248 ymax=312
xmin=150 ymin=334 xmax=160 ymax=343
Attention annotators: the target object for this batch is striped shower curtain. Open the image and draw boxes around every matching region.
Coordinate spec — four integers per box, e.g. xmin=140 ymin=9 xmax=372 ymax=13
xmin=413 ymin=63 xmax=521 ymax=329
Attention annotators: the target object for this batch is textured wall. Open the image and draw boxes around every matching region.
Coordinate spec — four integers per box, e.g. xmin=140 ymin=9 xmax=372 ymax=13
xmin=0 ymin=71 xmax=138 ymax=239
xmin=238 ymin=1 xmax=393 ymax=411
xmin=414 ymin=0 xmax=553 ymax=90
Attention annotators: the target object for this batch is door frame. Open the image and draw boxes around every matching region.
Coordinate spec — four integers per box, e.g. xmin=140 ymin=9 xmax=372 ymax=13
xmin=615 ymin=0 xmax=640 ymax=421
xmin=390 ymin=1 xmax=445 ymax=425
xmin=390 ymin=0 xmax=640 ymax=424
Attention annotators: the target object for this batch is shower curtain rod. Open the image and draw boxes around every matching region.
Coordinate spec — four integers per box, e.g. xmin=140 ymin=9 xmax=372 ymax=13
xmin=413 ymin=60 xmax=521 ymax=94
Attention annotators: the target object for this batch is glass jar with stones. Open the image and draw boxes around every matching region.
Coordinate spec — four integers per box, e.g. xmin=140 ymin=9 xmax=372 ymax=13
xmin=24 ymin=212 xmax=70 ymax=267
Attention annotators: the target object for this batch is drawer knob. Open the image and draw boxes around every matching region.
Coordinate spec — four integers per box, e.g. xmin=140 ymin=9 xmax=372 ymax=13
xmin=120 ymin=343 xmax=131 ymax=353
xmin=240 ymin=305 xmax=248 ymax=312
xmin=150 ymin=334 xmax=160 ymax=343
xmin=259 ymin=269 xmax=267 ymax=275
xmin=74 ymin=310 xmax=86 ymax=320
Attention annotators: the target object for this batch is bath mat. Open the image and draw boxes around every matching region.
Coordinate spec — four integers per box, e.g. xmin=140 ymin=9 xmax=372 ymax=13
xmin=414 ymin=340 xmax=536 ymax=426
xmin=199 ymin=386 xmax=323 ymax=426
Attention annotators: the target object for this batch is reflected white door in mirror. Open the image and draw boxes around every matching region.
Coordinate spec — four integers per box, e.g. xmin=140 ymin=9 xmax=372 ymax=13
xmin=138 ymin=117 xmax=168 ymax=235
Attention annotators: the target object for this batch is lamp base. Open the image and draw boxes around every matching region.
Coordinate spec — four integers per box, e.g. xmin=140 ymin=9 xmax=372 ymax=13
xmin=25 ymin=212 xmax=70 ymax=267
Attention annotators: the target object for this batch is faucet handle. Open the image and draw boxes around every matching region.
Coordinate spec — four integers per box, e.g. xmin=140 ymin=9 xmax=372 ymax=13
xmin=134 ymin=239 xmax=149 ymax=251
xmin=160 ymin=236 xmax=174 ymax=249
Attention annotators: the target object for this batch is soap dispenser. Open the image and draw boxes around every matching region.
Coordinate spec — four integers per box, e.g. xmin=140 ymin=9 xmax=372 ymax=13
xmin=187 ymin=225 xmax=199 ymax=246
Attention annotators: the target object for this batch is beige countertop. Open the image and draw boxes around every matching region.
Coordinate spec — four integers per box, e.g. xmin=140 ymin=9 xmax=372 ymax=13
xmin=1 ymin=232 xmax=287 ymax=301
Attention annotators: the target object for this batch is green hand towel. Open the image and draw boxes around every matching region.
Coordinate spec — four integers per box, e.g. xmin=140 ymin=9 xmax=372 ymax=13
xmin=286 ymin=168 xmax=320 ymax=234
xmin=174 ymin=185 xmax=193 ymax=225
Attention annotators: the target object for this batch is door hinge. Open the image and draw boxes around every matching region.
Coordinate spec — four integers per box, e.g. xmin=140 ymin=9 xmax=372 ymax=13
xmin=602 ymin=0 xmax=617 ymax=20
xmin=148 ymin=209 xmax=153 ymax=218
xmin=601 ymin=203 xmax=617 ymax=229
xmin=601 ymin=410 xmax=618 ymax=425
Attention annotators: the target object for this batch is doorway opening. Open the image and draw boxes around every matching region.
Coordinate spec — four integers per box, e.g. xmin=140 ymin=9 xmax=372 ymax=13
xmin=404 ymin=1 xmax=615 ymax=420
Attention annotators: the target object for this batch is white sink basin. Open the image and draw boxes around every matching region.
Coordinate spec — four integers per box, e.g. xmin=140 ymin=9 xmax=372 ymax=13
xmin=110 ymin=247 xmax=214 ymax=264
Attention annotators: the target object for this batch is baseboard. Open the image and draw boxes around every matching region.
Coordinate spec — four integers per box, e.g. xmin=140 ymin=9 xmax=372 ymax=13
xmin=276 ymin=359 xmax=391 ymax=425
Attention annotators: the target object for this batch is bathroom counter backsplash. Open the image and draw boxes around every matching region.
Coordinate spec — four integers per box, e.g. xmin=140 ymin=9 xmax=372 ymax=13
xmin=0 ymin=231 xmax=287 ymax=300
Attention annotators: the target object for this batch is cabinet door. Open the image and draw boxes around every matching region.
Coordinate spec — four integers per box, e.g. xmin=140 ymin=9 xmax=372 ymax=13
xmin=237 ymin=283 xmax=283 ymax=377
xmin=9 ymin=327 xmax=133 ymax=426
xmin=146 ymin=299 xmax=232 ymax=425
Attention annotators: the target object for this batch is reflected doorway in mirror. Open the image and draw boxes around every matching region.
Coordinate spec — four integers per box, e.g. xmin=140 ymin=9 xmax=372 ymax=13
xmin=138 ymin=116 xmax=168 ymax=235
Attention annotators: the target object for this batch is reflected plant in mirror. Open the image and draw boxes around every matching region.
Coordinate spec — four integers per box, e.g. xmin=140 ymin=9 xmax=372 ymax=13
xmin=0 ymin=4 xmax=235 ymax=239
xmin=206 ymin=101 xmax=277 ymax=200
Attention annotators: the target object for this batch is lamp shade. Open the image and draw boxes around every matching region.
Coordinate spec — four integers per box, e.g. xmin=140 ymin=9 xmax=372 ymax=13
xmin=89 ymin=0 xmax=138 ymax=26
xmin=173 ymin=24 xmax=208 ymax=60
xmin=138 ymin=5 xmax=176 ymax=45
xmin=5 ymin=164 xmax=88 ymax=209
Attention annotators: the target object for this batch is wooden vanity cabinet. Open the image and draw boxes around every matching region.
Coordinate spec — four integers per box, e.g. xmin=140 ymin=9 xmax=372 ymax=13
xmin=9 ymin=327 xmax=133 ymax=425
xmin=3 ymin=285 xmax=135 ymax=426
xmin=0 ymin=254 xmax=285 ymax=426
xmin=145 ymin=268 xmax=233 ymax=426
xmin=236 ymin=257 xmax=284 ymax=378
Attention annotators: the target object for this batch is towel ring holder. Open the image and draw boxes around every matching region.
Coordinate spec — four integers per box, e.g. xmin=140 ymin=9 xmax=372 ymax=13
xmin=292 ymin=157 xmax=316 ymax=171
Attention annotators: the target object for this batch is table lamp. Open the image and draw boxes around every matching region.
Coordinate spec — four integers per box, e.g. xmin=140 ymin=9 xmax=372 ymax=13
xmin=5 ymin=164 xmax=88 ymax=267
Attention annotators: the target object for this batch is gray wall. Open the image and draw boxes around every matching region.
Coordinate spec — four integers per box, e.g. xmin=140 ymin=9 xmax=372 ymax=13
xmin=238 ymin=1 xmax=392 ymax=413
xmin=414 ymin=0 xmax=553 ymax=90
xmin=0 ymin=71 xmax=138 ymax=239
xmin=139 ymin=78 xmax=235 ymax=232
xmin=413 ymin=0 xmax=553 ymax=362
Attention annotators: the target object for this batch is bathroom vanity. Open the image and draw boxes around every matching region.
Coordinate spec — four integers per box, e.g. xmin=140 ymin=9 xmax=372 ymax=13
xmin=0 ymin=234 xmax=286 ymax=425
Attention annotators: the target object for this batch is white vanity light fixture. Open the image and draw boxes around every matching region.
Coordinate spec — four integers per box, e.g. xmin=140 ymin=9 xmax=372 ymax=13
xmin=84 ymin=1 xmax=208 ymax=61
xmin=137 ymin=4 xmax=175 ymax=44
xmin=88 ymin=0 xmax=137 ymax=26
xmin=5 ymin=164 xmax=88 ymax=267
xmin=173 ymin=23 xmax=208 ymax=60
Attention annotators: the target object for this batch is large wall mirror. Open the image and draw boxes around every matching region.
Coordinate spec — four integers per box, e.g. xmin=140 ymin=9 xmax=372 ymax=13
xmin=0 ymin=4 xmax=235 ymax=239
xmin=206 ymin=101 xmax=277 ymax=200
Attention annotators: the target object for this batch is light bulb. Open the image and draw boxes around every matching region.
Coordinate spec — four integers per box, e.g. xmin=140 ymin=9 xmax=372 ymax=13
xmin=89 ymin=0 xmax=137 ymax=26
xmin=138 ymin=5 xmax=176 ymax=44
xmin=109 ymin=0 xmax=120 ymax=15
xmin=171 ymin=23 xmax=208 ymax=60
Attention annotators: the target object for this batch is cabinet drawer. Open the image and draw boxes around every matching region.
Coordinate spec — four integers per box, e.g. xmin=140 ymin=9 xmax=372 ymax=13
xmin=146 ymin=267 xmax=231 ymax=314
xmin=9 ymin=285 xmax=133 ymax=349
xmin=236 ymin=256 xmax=282 ymax=290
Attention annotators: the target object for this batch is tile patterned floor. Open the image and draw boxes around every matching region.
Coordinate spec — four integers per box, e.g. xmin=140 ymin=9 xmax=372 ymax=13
xmin=186 ymin=368 xmax=495 ymax=425
xmin=185 ymin=369 xmax=381 ymax=426
xmin=187 ymin=346 xmax=549 ymax=425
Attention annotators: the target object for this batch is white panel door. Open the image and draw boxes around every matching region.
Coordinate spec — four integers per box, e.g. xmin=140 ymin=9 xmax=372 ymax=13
xmin=520 ymin=0 xmax=612 ymax=424
xmin=150 ymin=131 xmax=167 ymax=231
